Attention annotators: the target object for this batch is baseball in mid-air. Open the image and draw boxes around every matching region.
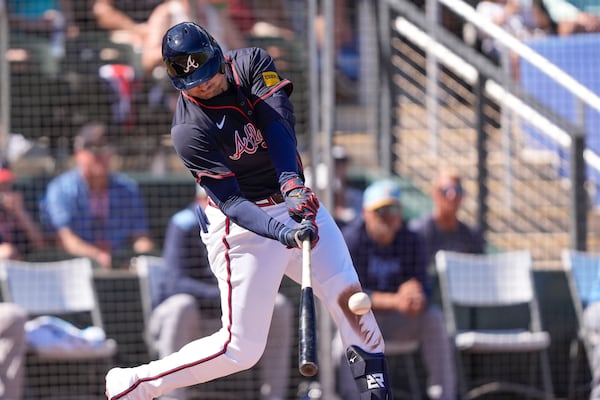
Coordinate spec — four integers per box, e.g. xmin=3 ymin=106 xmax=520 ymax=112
xmin=348 ymin=292 xmax=371 ymax=315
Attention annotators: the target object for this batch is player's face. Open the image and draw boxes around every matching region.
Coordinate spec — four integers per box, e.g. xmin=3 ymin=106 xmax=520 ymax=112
xmin=186 ymin=72 xmax=228 ymax=100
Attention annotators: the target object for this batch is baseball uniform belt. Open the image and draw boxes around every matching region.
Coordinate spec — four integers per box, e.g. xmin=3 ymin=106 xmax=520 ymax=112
xmin=208 ymin=193 xmax=284 ymax=208
xmin=252 ymin=193 xmax=285 ymax=207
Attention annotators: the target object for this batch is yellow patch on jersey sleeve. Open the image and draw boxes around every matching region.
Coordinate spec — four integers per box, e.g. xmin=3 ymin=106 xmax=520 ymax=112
xmin=262 ymin=71 xmax=281 ymax=87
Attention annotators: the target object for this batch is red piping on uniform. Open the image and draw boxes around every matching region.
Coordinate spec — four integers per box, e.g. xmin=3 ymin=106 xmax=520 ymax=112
xmin=182 ymin=92 xmax=254 ymax=124
xmin=251 ymin=80 xmax=291 ymax=106
xmin=111 ymin=219 xmax=235 ymax=400
xmin=196 ymin=170 xmax=235 ymax=180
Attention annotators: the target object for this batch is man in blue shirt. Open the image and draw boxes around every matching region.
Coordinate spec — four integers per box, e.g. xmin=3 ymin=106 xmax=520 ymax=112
xmin=40 ymin=121 xmax=154 ymax=269
xmin=340 ymin=179 xmax=456 ymax=400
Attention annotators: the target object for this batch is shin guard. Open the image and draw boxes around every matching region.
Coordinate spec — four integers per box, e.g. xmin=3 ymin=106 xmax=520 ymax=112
xmin=346 ymin=345 xmax=394 ymax=400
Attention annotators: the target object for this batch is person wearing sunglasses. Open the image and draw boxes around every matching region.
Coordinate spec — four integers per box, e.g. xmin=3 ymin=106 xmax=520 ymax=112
xmin=409 ymin=167 xmax=485 ymax=265
xmin=339 ymin=178 xmax=456 ymax=400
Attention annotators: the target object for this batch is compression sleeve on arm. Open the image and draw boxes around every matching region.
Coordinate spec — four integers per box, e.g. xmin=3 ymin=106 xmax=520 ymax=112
xmin=262 ymin=119 xmax=302 ymax=186
xmin=201 ymin=178 xmax=290 ymax=241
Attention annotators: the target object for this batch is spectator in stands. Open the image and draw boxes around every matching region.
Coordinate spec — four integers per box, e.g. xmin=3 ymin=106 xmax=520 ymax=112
xmin=40 ymin=121 xmax=155 ymax=269
xmin=92 ymin=0 xmax=162 ymax=49
xmin=0 ymin=302 xmax=27 ymax=400
xmin=339 ymin=178 xmax=456 ymax=400
xmin=141 ymin=0 xmax=247 ymax=114
xmin=472 ymin=0 xmax=600 ymax=64
xmin=142 ymin=0 xmax=246 ymax=76
xmin=0 ymin=164 xmax=47 ymax=260
xmin=149 ymin=185 xmax=293 ymax=400
xmin=543 ymin=0 xmax=600 ymax=34
xmin=472 ymin=0 xmax=556 ymax=63
xmin=330 ymin=145 xmax=363 ymax=228
xmin=315 ymin=0 xmax=359 ymax=101
xmin=409 ymin=167 xmax=485 ymax=265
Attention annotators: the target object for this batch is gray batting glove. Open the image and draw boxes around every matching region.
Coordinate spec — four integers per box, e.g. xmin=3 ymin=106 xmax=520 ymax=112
xmin=277 ymin=221 xmax=319 ymax=249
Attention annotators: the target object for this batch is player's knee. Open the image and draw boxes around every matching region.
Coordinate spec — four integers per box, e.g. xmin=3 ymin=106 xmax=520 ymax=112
xmin=229 ymin=337 xmax=265 ymax=370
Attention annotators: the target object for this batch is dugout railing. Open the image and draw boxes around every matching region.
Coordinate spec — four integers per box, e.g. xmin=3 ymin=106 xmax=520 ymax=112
xmin=376 ymin=0 xmax=600 ymax=266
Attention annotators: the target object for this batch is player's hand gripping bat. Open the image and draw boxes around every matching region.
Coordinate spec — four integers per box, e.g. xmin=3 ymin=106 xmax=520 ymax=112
xmin=298 ymin=237 xmax=318 ymax=377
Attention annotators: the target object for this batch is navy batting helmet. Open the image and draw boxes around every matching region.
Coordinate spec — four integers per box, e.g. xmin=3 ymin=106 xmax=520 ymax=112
xmin=162 ymin=22 xmax=225 ymax=90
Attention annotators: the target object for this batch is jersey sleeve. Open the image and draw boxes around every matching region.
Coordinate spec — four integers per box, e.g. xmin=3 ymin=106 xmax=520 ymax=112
xmin=171 ymin=123 xmax=235 ymax=181
xmin=245 ymin=48 xmax=295 ymax=130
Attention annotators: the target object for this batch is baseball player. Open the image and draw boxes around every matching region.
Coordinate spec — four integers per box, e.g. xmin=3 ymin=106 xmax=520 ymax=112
xmin=105 ymin=22 xmax=393 ymax=400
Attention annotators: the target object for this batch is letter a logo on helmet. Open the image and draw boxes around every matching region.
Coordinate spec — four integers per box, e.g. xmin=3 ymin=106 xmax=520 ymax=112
xmin=162 ymin=22 xmax=225 ymax=90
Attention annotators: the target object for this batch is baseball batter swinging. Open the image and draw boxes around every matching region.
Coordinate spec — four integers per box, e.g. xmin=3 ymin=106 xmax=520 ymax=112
xmin=105 ymin=22 xmax=393 ymax=400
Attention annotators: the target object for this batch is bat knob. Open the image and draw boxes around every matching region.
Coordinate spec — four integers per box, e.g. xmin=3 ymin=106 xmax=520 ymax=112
xmin=299 ymin=362 xmax=319 ymax=377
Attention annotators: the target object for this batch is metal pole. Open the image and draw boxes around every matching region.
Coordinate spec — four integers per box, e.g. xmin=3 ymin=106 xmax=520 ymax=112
xmin=475 ymin=76 xmax=489 ymax=234
xmin=308 ymin=0 xmax=320 ymax=183
xmin=318 ymin=1 xmax=336 ymax=398
xmin=425 ymin=0 xmax=439 ymax=155
xmin=377 ymin=0 xmax=393 ymax=175
xmin=0 ymin=0 xmax=9 ymax=160
xmin=571 ymin=100 xmax=587 ymax=251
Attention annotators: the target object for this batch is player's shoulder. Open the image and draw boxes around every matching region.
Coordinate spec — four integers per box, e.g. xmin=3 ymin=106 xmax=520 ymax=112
xmin=226 ymin=47 xmax=271 ymax=64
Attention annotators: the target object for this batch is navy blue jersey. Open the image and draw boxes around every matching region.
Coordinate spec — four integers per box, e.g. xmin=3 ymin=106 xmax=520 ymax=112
xmin=171 ymin=47 xmax=299 ymax=201
xmin=342 ymin=218 xmax=431 ymax=299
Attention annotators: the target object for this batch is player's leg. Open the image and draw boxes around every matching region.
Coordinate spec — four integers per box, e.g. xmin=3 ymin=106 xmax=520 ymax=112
xmin=106 ymin=207 xmax=290 ymax=400
xmin=284 ymin=206 xmax=393 ymax=399
xmin=258 ymin=293 xmax=293 ymax=400
xmin=148 ymin=293 xmax=221 ymax=400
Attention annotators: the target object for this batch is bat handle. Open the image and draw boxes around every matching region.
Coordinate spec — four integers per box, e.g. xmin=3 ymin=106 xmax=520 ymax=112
xmin=301 ymin=239 xmax=311 ymax=288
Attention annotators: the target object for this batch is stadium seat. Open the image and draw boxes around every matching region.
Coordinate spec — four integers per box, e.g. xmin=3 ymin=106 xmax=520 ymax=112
xmin=561 ymin=249 xmax=598 ymax=399
xmin=435 ymin=250 xmax=554 ymax=400
xmin=0 ymin=257 xmax=117 ymax=399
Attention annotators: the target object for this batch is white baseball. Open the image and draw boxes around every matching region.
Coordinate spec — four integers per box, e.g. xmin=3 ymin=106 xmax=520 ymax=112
xmin=348 ymin=292 xmax=371 ymax=315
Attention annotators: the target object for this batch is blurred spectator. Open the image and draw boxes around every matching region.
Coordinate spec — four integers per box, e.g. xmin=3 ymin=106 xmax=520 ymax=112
xmin=40 ymin=122 xmax=155 ymax=269
xmin=409 ymin=167 xmax=485 ymax=265
xmin=6 ymin=0 xmax=77 ymax=51
xmin=314 ymin=0 xmax=358 ymax=101
xmin=141 ymin=0 xmax=247 ymax=114
xmin=142 ymin=0 xmax=246 ymax=76
xmin=211 ymin=0 xmax=295 ymax=40
xmin=339 ymin=179 xmax=456 ymax=400
xmin=92 ymin=0 xmax=162 ymax=49
xmin=330 ymin=145 xmax=363 ymax=228
xmin=0 ymin=164 xmax=47 ymax=260
xmin=471 ymin=0 xmax=600 ymax=64
xmin=471 ymin=0 xmax=556 ymax=63
xmin=0 ymin=303 xmax=27 ymax=400
xmin=543 ymin=0 xmax=600 ymax=34
xmin=150 ymin=185 xmax=293 ymax=400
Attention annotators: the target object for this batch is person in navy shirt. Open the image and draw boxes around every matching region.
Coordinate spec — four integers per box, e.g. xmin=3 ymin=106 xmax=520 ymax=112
xmin=340 ymin=179 xmax=456 ymax=400
xmin=105 ymin=22 xmax=392 ymax=400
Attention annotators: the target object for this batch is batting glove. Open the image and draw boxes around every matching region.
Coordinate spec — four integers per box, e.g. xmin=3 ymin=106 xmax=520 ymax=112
xmin=280 ymin=176 xmax=320 ymax=222
xmin=278 ymin=220 xmax=319 ymax=249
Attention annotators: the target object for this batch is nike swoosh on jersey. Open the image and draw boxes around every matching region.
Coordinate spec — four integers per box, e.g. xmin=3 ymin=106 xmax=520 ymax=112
xmin=216 ymin=115 xmax=226 ymax=129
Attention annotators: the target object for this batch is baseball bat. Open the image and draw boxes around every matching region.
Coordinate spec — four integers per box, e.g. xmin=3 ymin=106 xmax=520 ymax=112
xmin=298 ymin=238 xmax=318 ymax=377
